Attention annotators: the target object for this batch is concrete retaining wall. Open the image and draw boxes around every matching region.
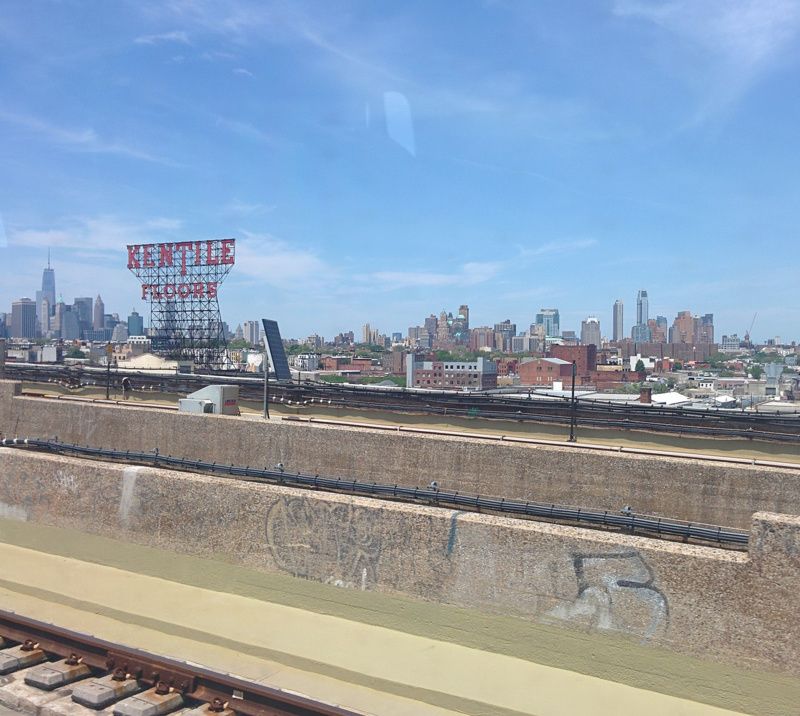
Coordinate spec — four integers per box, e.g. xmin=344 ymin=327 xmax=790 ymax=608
xmin=0 ymin=447 xmax=798 ymax=680
xmin=2 ymin=380 xmax=800 ymax=527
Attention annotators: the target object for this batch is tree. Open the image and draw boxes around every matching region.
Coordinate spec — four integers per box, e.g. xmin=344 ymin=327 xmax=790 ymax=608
xmin=750 ymin=365 xmax=763 ymax=380
xmin=634 ymin=359 xmax=646 ymax=374
xmin=65 ymin=347 xmax=84 ymax=359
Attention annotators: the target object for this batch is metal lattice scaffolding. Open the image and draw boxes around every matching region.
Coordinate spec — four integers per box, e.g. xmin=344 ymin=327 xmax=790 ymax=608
xmin=126 ymin=239 xmax=235 ymax=368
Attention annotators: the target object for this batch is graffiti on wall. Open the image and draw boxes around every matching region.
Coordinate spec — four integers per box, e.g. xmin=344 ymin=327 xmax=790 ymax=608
xmin=547 ymin=550 xmax=669 ymax=640
xmin=265 ymin=496 xmax=382 ymax=589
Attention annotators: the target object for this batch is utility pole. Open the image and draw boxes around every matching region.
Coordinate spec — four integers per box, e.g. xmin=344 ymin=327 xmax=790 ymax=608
xmin=568 ymin=360 xmax=577 ymax=442
xmin=105 ymin=343 xmax=112 ymax=400
xmin=263 ymin=352 xmax=270 ymax=419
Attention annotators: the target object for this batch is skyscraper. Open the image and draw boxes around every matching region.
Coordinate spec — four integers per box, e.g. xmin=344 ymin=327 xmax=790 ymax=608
xmin=535 ymin=308 xmax=560 ymax=338
xmin=35 ymin=250 xmax=56 ymax=329
xmin=73 ymin=297 xmax=93 ymax=335
xmin=41 ymin=250 xmax=56 ymax=311
xmin=242 ymin=320 xmax=261 ymax=346
xmin=631 ymin=290 xmax=651 ymax=342
xmin=11 ymin=298 xmax=37 ymax=339
xmin=612 ymin=300 xmax=623 ymax=342
xmin=93 ymin=295 xmax=105 ymax=330
xmin=128 ymin=310 xmax=144 ymax=337
xmin=697 ymin=314 xmax=714 ymax=344
xmin=636 ymin=290 xmax=649 ymax=326
xmin=580 ymin=316 xmax=601 ymax=347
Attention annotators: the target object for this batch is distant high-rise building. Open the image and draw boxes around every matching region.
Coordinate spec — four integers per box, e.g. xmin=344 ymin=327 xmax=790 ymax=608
xmin=648 ymin=317 xmax=668 ymax=343
xmin=437 ymin=310 xmax=451 ymax=343
xmin=111 ymin=323 xmax=129 ymax=343
xmin=424 ymin=315 xmax=438 ymax=340
xmin=73 ymin=297 xmax=93 ymax=335
xmin=536 ymin=308 xmax=560 ymax=338
xmin=128 ymin=310 xmax=144 ymax=337
xmin=697 ymin=313 xmax=714 ymax=344
xmin=11 ymin=298 xmax=37 ymax=339
xmin=469 ymin=326 xmax=496 ymax=351
xmin=35 ymin=251 xmax=56 ymax=330
xmin=60 ymin=307 xmax=81 ymax=341
xmin=458 ymin=305 xmax=469 ymax=330
xmin=451 ymin=305 xmax=470 ymax=343
xmin=636 ymin=290 xmax=649 ymax=326
xmin=631 ymin=290 xmax=650 ymax=342
xmin=669 ymin=311 xmax=694 ymax=344
xmin=494 ymin=320 xmax=516 ymax=352
xmin=580 ymin=316 xmax=601 ymax=347
xmin=631 ymin=323 xmax=651 ymax=343
xmin=242 ymin=320 xmax=261 ymax=346
xmin=612 ymin=300 xmax=624 ymax=342
xmin=38 ymin=297 xmax=51 ymax=335
xmin=41 ymin=250 xmax=56 ymax=312
xmin=93 ymin=295 xmax=105 ymax=330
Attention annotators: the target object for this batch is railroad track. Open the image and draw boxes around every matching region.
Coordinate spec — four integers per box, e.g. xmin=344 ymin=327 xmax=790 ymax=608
xmin=0 ymin=611 xmax=357 ymax=716
xmin=5 ymin=364 xmax=799 ymax=443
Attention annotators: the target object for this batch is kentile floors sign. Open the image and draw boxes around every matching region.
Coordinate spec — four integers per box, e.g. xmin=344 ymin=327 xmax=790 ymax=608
xmin=127 ymin=239 xmax=235 ymax=301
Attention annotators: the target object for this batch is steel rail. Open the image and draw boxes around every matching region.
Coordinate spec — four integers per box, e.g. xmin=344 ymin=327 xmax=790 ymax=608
xmin=6 ymin=364 xmax=799 ymax=440
xmin=0 ymin=438 xmax=750 ymax=549
xmin=0 ymin=610 xmax=357 ymax=716
xmin=8 ymin=362 xmax=800 ymax=425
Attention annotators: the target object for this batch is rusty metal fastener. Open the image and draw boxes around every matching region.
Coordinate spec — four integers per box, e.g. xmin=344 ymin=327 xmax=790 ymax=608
xmin=112 ymin=668 xmax=128 ymax=681
xmin=155 ymin=681 xmax=170 ymax=696
xmin=65 ymin=653 xmax=80 ymax=665
xmin=208 ymin=698 xmax=226 ymax=712
xmin=20 ymin=639 xmax=38 ymax=652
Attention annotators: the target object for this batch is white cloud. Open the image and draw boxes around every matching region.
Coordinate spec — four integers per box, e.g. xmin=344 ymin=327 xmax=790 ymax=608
xmin=213 ymin=115 xmax=274 ymax=144
xmin=0 ymin=108 xmax=175 ymax=165
xmin=9 ymin=216 xmax=183 ymax=252
xmin=224 ymin=200 xmax=276 ymax=216
xmin=518 ymin=238 xmax=598 ymax=259
xmin=137 ymin=1 xmax=598 ymax=141
xmin=233 ymin=231 xmax=330 ymax=287
xmin=370 ymin=261 xmax=502 ymax=290
xmin=134 ymin=30 xmax=191 ymax=45
xmin=232 ymin=67 xmax=255 ymax=77
xmin=613 ymin=0 xmax=800 ymax=120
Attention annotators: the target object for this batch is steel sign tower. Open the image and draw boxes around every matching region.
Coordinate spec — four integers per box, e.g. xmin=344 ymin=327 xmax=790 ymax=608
xmin=127 ymin=239 xmax=235 ymax=368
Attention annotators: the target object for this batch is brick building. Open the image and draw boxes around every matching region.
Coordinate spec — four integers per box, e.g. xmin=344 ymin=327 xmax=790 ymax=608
xmin=549 ymin=344 xmax=597 ymax=375
xmin=321 ymin=356 xmax=350 ymax=371
xmin=494 ymin=358 xmax=519 ymax=376
xmin=406 ymin=357 xmax=497 ymax=390
xmin=518 ymin=357 xmax=572 ymax=386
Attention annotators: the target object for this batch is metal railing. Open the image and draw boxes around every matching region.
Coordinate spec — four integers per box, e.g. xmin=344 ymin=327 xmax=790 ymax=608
xmin=1 ymin=437 xmax=750 ymax=549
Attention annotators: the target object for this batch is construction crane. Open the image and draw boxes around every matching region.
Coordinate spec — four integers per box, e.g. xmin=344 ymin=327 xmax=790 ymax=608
xmin=744 ymin=312 xmax=758 ymax=346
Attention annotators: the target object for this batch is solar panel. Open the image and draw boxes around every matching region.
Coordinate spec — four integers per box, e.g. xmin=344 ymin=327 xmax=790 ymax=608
xmin=261 ymin=319 xmax=291 ymax=381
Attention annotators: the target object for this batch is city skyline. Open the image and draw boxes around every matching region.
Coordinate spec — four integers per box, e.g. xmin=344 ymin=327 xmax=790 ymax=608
xmin=1 ymin=251 xmax=790 ymax=346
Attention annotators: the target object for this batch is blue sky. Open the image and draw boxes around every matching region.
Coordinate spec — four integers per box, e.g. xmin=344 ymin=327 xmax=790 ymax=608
xmin=1 ymin=0 xmax=799 ymax=342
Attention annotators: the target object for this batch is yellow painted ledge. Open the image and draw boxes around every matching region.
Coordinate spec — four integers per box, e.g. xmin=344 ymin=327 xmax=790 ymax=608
xmin=0 ymin=542 xmax=745 ymax=716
